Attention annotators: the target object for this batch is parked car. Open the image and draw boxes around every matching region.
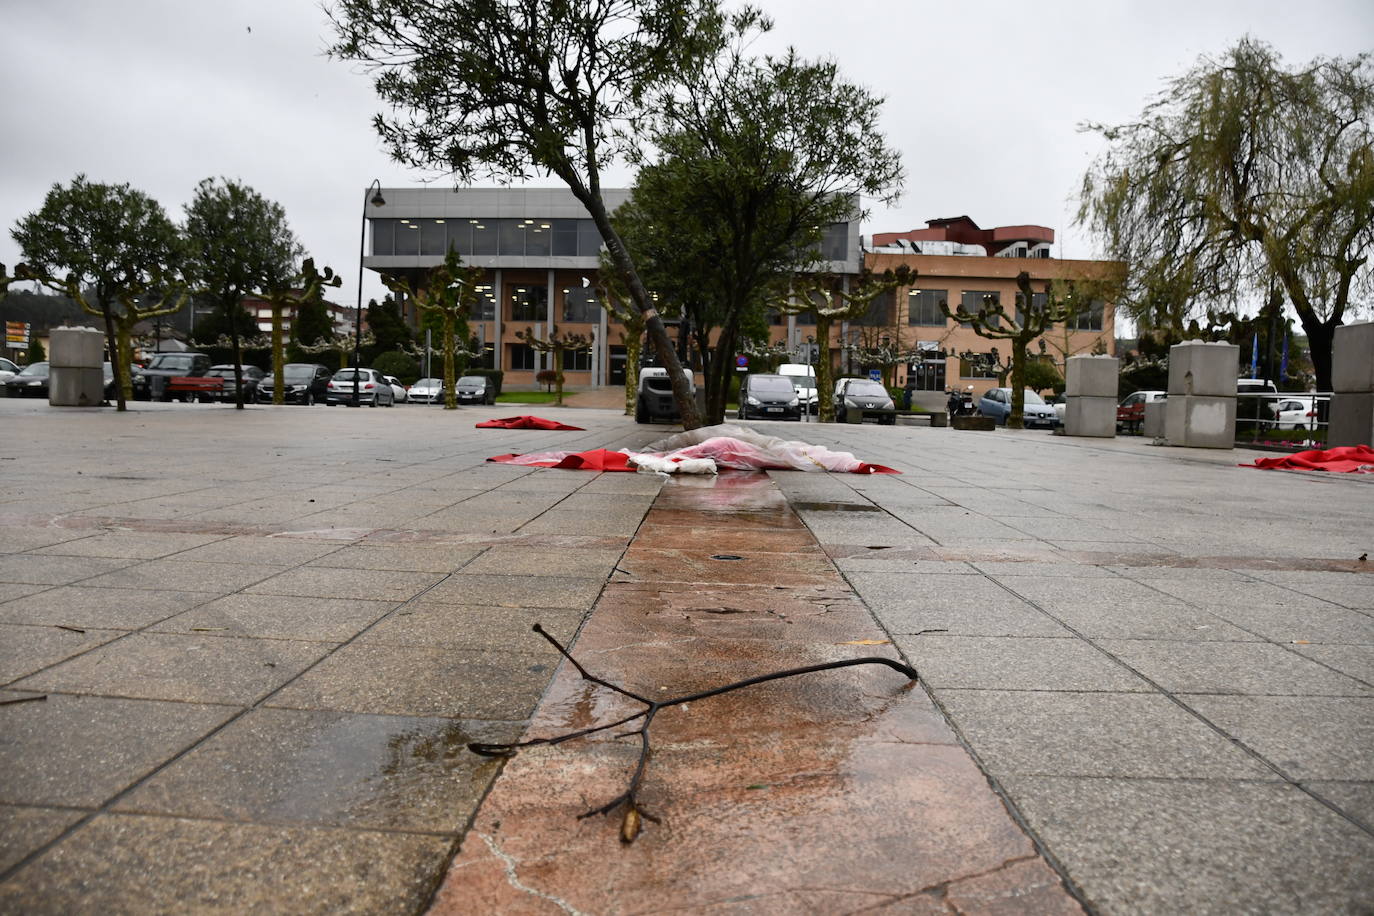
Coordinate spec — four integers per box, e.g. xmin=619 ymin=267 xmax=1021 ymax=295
xmin=204 ymin=365 xmax=264 ymax=403
xmin=383 ymin=375 xmax=409 ymax=404
xmin=455 ymin=375 xmax=497 ymax=405
xmin=0 ymin=357 xmax=19 ymax=381
xmin=131 ymin=352 xmax=211 ymax=401
xmin=833 ymin=377 xmax=896 ymax=425
xmin=778 ymin=363 xmax=819 ymax=414
xmin=636 ymin=367 xmax=696 ymax=423
xmin=1116 ymin=390 xmax=1167 ymax=433
xmin=3 ymin=361 xmax=50 ymax=397
xmin=977 ymin=387 xmax=1059 ymax=428
xmin=327 ymin=367 xmax=395 ymax=407
xmin=408 ymin=378 xmax=445 ymax=404
xmin=737 ymin=373 xmax=801 ymax=421
xmin=1273 ymin=396 xmax=1329 ymax=430
xmin=257 ymin=363 xmax=332 ymax=405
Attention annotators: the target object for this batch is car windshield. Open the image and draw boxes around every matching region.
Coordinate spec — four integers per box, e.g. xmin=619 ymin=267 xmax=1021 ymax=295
xmin=207 ymin=368 xmax=238 ymax=378
xmin=782 ymin=373 xmax=814 ymax=388
xmin=750 ymin=376 xmax=794 ymax=394
xmin=846 ymin=380 xmax=888 ymax=397
xmin=150 ymin=355 xmax=194 ymax=371
xmin=282 ymin=367 xmax=315 ymax=381
xmin=331 ymin=370 xmax=365 ymax=381
xmin=414 ymin=378 xmax=439 ymax=387
xmin=458 ymin=377 xmax=484 ymax=386
xmin=1019 ymin=390 xmax=1046 ymax=405
xmin=17 ymin=362 xmax=48 ymax=377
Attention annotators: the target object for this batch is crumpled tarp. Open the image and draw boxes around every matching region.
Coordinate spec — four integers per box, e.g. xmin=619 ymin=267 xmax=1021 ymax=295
xmin=487 ymin=424 xmax=900 ymax=475
xmin=1241 ymin=444 xmax=1374 ymax=474
xmin=475 ymin=416 xmax=585 ymax=431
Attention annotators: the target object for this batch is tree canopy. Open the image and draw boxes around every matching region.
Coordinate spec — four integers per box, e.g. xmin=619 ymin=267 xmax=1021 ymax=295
xmin=615 ymin=45 xmax=903 ymax=423
xmin=183 ymin=178 xmax=303 ymax=408
xmin=1078 ymin=38 xmax=1374 ymax=390
xmin=327 ymin=0 xmax=734 ymax=428
xmin=11 ymin=175 xmax=185 ymax=409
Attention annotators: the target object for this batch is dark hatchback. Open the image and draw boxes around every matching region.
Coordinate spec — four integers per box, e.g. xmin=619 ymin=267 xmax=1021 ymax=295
xmin=455 ymin=375 xmax=497 ymax=405
xmin=3 ymin=362 xmax=50 ymax=397
xmin=257 ymin=363 xmax=332 ymax=405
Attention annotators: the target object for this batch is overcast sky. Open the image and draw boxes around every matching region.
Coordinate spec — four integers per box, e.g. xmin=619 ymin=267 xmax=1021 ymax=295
xmin=3 ymin=0 xmax=1370 ymax=314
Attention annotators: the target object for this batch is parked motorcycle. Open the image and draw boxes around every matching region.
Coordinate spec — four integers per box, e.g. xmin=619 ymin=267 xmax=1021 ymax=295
xmin=947 ymin=386 xmax=976 ymax=420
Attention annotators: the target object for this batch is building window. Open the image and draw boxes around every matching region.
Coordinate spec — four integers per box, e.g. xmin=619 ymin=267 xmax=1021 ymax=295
xmin=1017 ymin=292 xmax=1048 ymax=327
xmin=821 ymin=223 xmax=848 ymax=261
xmin=497 ymin=219 xmax=525 ymax=256
xmin=419 ymin=219 xmax=447 ymax=256
xmin=908 ymin=289 xmax=947 ymax=326
xmin=394 ymin=219 xmax=421 ymax=256
xmin=562 ymin=287 xmax=600 ymax=323
xmin=552 ymin=219 xmax=579 ymax=256
xmin=470 ymin=219 xmax=496 ymax=255
xmin=855 ymin=289 xmax=893 ymax=327
xmin=960 ymin=290 xmax=999 ymax=326
xmin=577 ymin=221 xmax=603 ymax=257
xmin=369 ymin=219 xmax=396 ymax=256
xmin=1072 ymin=300 xmax=1105 ymax=331
xmin=561 ymin=346 xmax=592 ymax=371
xmin=471 ymin=285 xmax=496 ymax=321
xmin=960 ymin=352 xmax=999 ymax=379
xmin=509 ymin=285 xmax=546 ymax=322
xmin=471 ymin=343 xmax=496 ymax=369
xmin=524 ymin=219 xmax=552 ymax=257
xmin=508 ymin=343 xmax=537 ymax=371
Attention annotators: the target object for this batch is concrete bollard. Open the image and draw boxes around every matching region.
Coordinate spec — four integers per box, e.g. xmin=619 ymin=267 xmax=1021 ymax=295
xmin=1164 ymin=340 xmax=1237 ymax=448
xmin=1064 ymin=355 xmax=1118 ymax=437
xmin=48 ymin=327 xmax=106 ymax=408
xmin=1328 ymin=321 xmax=1374 ymax=448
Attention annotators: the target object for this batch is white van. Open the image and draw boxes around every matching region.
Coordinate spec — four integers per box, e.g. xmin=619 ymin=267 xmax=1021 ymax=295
xmin=778 ymin=364 xmax=818 ymax=414
xmin=635 ymin=366 xmax=696 ymax=423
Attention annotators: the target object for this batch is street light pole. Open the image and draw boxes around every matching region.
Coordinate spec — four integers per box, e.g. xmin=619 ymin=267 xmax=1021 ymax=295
xmin=353 ymin=180 xmax=386 ymax=407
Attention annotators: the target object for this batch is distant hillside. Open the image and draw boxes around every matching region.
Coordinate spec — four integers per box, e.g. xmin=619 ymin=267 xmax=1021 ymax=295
xmin=1 ymin=289 xmax=89 ymax=329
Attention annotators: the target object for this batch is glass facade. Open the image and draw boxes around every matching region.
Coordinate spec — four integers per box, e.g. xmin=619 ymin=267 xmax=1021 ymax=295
xmin=562 ymin=287 xmax=601 ymax=323
xmin=370 ymin=218 xmax=608 ymax=258
xmin=821 ymin=223 xmax=849 ymax=261
xmin=908 ymin=289 xmax=947 ymax=326
xmin=509 ymin=285 xmax=547 ymax=322
xmin=1073 ymin=300 xmax=1106 ymax=331
xmin=960 ymin=290 xmax=999 ymax=327
xmin=508 ymin=343 xmax=537 ymax=370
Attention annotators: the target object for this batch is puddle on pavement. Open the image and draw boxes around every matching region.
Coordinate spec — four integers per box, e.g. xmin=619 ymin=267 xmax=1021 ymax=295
xmin=791 ymin=501 xmax=883 ymax=513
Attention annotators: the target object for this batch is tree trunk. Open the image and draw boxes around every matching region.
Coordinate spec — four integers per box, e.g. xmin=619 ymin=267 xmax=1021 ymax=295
xmin=97 ymin=300 xmax=126 ymax=412
xmin=560 ymin=173 xmax=701 ymax=429
xmin=815 ymin=315 xmax=836 ymax=423
xmin=1007 ymin=337 xmax=1028 ymax=430
xmin=553 ymin=347 xmax=565 ymax=406
xmin=115 ymin=317 xmax=135 ymax=405
xmin=1302 ymin=318 xmax=1336 ymax=394
xmin=272 ymin=305 xmax=286 ymax=405
xmin=442 ymin=314 xmax=457 ymax=409
xmin=622 ymin=328 xmax=640 ymax=416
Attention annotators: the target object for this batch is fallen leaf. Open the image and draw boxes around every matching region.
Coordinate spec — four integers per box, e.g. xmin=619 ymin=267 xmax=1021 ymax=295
xmin=745 ymin=784 xmax=769 ymax=790
xmin=1291 ymin=639 xmax=1311 ymax=645
xmin=620 ymin=805 xmax=642 ymax=844
xmin=839 ymin=639 xmax=890 ymax=646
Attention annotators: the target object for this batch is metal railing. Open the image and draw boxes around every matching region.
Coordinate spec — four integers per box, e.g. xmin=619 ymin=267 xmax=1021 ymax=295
xmin=1236 ymin=391 xmax=1332 ymax=452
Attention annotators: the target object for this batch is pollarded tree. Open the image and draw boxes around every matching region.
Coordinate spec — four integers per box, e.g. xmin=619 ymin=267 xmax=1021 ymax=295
xmin=327 ymin=0 xmax=732 ymax=429
xmin=940 ymin=272 xmax=1084 ymax=430
xmin=777 ymin=267 xmax=913 ymax=423
xmin=1078 ymin=38 xmax=1374 ymax=390
xmin=253 ymin=259 xmax=342 ymax=405
xmin=183 ymin=178 xmax=304 ymax=409
xmin=616 ymin=44 xmax=904 ymax=424
xmin=11 ymin=176 xmax=186 ymax=410
xmin=515 ymin=327 xmax=595 ymax=407
xmin=382 ymin=249 xmax=482 ymax=409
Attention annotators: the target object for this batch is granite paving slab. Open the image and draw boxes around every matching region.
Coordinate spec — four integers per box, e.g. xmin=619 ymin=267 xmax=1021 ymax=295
xmin=0 ymin=586 xmax=210 ymax=630
xmin=1096 ymin=639 xmax=1373 ymax=696
xmin=0 ymin=806 xmax=85 ymax=874
xmin=244 ymin=566 xmax=445 ymax=602
xmin=0 ymin=624 xmax=126 ymax=682
xmin=148 ymin=594 xmax=397 ymax=643
xmin=1182 ymin=695 xmax=1374 ymax=780
xmin=894 ymin=634 xmax=1152 ymax=692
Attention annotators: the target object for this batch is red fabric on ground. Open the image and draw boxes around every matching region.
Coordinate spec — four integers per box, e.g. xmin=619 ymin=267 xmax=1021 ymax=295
xmin=487 ymin=449 xmax=637 ymax=471
xmin=475 ymin=416 xmax=585 ymax=431
xmin=1241 ymin=445 xmax=1374 ymax=473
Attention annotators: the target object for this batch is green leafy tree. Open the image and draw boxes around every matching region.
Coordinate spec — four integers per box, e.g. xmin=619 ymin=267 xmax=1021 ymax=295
xmin=183 ymin=178 xmax=304 ymax=409
xmin=10 ymin=175 xmax=186 ymax=409
xmin=778 ymin=267 xmax=913 ymax=423
xmin=382 ymin=250 xmax=481 ymax=409
xmin=363 ymin=294 xmax=413 ymax=363
xmin=326 ymin=0 xmax=734 ymax=429
xmin=28 ymin=336 xmax=45 ymax=364
xmin=291 ymin=296 xmax=336 ymax=352
xmin=252 ymin=259 xmax=342 ymax=404
xmin=940 ymin=272 xmax=1089 ymax=429
xmin=615 ymin=45 xmax=903 ymax=424
xmin=372 ymin=350 xmax=421 ymax=385
xmin=515 ymin=328 xmax=593 ymax=407
xmin=1021 ymin=354 xmax=1064 ymax=394
xmin=1078 ymin=38 xmax=1374 ymax=390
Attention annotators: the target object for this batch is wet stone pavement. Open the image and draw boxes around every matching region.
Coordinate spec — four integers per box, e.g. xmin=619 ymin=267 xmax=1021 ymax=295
xmin=1 ymin=398 xmax=1373 ymax=914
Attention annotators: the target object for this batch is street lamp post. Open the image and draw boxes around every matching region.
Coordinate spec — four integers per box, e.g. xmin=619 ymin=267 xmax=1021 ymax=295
xmin=353 ymin=180 xmax=386 ymax=407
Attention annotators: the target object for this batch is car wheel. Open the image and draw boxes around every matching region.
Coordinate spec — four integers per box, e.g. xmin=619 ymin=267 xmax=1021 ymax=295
xmin=305 ymin=391 xmax=314 ymax=406
xmin=635 ymin=399 xmax=648 ymax=424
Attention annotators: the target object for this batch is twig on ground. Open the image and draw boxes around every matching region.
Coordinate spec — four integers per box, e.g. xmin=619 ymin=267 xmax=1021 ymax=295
xmin=469 ymin=623 xmax=918 ymax=844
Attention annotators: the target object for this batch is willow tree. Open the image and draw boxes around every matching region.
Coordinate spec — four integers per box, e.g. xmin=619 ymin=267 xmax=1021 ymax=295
xmin=383 ymin=250 xmax=482 ymax=409
xmin=183 ymin=178 xmax=303 ymax=409
xmin=777 ymin=267 xmax=913 ymax=423
xmin=1078 ymin=39 xmax=1373 ymax=390
xmin=11 ymin=176 xmax=185 ymax=410
xmin=327 ymin=0 xmax=738 ymax=429
xmin=254 ymin=258 xmax=342 ymax=404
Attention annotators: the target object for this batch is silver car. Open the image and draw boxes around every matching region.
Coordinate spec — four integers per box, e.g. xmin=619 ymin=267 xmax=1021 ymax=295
xmin=326 ymin=368 xmax=395 ymax=407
